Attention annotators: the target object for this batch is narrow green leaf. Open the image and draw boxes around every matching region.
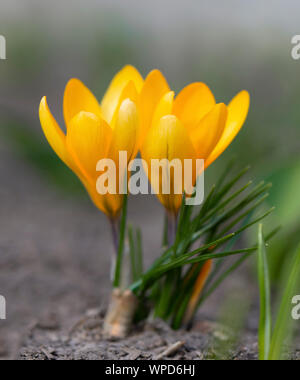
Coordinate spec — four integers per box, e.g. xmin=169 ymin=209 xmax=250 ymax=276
xmin=269 ymin=244 xmax=300 ymax=360
xmin=145 ymin=247 xmax=256 ymax=284
xmin=190 ymin=206 xmax=274 ymax=248
xmin=144 ymin=233 xmax=234 ymax=279
xmin=206 ymin=211 xmax=255 ymax=285
xmin=199 ymin=181 xmax=253 ymax=225
xmin=232 ymin=207 xmax=275 ymax=236
xmin=210 ymin=183 xmax=271 ymax=230
xmin=257 ymin=224 xmax=272 ymax=360
xmin=214 ymin=156 xmax=237 ymax=190
xmin=219 ymin=193 xmax=269 ymax=236
xmin=200 ymin=226 xmax=280 ymax=307
xmin=144 ymin=208 xmax=274 ymax=287
xmin=184 ymin=247 xmax=256 ymax=266
xmin=200 ymin=253 xmax=252 ymax=307
xmin=192 ymin=185 xmax=216 ymax=228
xmin=212 ymin=165 xmax=250 ymax=206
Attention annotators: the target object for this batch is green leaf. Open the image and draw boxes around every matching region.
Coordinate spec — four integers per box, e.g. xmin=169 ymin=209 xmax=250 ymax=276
xmin=198 ymin=181 xmax=253 ymax=226
xmin=143 ymin=247 xmax=256 ymax=289
xmin=214 ymin=156 xmax=237 ymax=191
xmin=269 ymin=244 xmax=300 ymax=360
xmin=212 ymin=165 xmax=250 ymax=206
xmin=219 ymin=193 xmax=269 ymax=236
xmin=199 ymin=226 xmax=280 ymax=308
xmin=135 ymin=207 xmax=274 ymax=293
xmin=129 ymin=166 xmax=275 ymax=330
xmin=189 ymin=186 xmax=272 ymax=247
xmin=144 ymin=234 xmax=234 ymax=280
xmin=257 ymin=224 xmax=272 ymax=360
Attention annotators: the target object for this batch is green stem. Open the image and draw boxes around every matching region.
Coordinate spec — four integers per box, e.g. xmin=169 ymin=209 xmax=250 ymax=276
xmin=110 ymin=218 xmax=120 ymax=256
xmin=113 ymin=194 xmax=128 ymax=288
xmin=155 ymin=211 xmax=179 ymax=318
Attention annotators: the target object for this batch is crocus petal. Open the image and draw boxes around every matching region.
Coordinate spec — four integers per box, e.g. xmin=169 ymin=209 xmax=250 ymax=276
xmin=138 ymin=69 xmax=170 ymax=147
xmin=142 ymin=115 xmax=197 ymax=214
xmin=142 ymin=115 xmax=196 ymax=168
xmin=66 ymin=112 xmax=112 ymax=183
xmin=104 ymin=99 xmax=139 ymax=201
xmin=206 ymin=90 xmax=250 ymax=167
xmin=63 ymin=79 xmax=102 ymax=128
xmin=151 ymin=91 xmax=175 ymax=131
xmin=183 ymin=260 xmax=213 ymax=325
xmin=173 ymin=82 xmax=216 ymax=132
xmin=190 ymin=103 xmax=228 ymax=163
xmin=39 ymin=97 xmax=73 ymax=168
xmin=110 ymin=80 xmax=139 ymax=130
xmin=109 ymin=99 xmax=138 ymax=164
xmin=87 ymin=184 xmax=115 ymax=216
xmin=101 ymin=65 xmax=143 ymax=124
xmin=40 ymin=97 xmax=109 ymax=214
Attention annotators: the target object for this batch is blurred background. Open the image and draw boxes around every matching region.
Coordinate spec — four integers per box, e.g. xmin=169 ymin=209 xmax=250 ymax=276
xmin=0 ymin=0 xmax=299 ymax=358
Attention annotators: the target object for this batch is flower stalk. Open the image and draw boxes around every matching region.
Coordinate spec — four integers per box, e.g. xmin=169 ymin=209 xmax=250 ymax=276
xmin=110 ymin=218 xmax=120 ymax=256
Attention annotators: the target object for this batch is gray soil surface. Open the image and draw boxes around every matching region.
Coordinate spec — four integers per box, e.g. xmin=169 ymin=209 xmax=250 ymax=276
xmin=0 ymin=142 xmax=298 ymax=360
xmin=19 ymin=313 xmax=259 ymax=360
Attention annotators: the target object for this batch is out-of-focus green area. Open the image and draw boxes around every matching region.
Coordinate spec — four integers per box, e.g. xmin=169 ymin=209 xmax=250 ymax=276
xmin=0 ymin=1 xmax=299 ymax=282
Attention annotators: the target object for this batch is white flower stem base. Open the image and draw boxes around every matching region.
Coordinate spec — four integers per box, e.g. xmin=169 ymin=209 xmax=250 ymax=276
xmin=104 ymin=288 xmax=138 ymax=338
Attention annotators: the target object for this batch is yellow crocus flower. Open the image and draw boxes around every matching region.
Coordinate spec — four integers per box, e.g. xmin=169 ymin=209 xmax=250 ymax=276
xmin=39 ymin=65 xmax=144 ymax=220
xmin=141 ymin=70 xmax=250 ymax=215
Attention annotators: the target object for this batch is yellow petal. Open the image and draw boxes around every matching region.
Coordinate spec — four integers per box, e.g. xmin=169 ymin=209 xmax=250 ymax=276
xmin=101 ymin=65 xmax=143 ymax=124
xmin=39 ymin=97 xmax=72 ymax=167
xmin=173 ymin=82 xmax=216 ymax=132
xmin=39 ymin=97 xmax=120 ymax=218
xmin=66 ymin=112 xmax=112 ymax=183
xmin=138 ymin=69 xmax=170 ymax=147
xmin=190 ymin=103 xmax=228 ymax=162
xmin=142 ymin=115 xmax=197 ymax=214
xmin=106 ymin=99 xmax=138 ymax=203
xmin=142 ymin=115 xmax=196 ymax=167
xmin=90 ymin=187 xmax=124 ymax=220
xmin=110 ymin=80 xmax=139 ymax=130
xmin=206 ymin=90 xmax=250 ymax=167
xmin=151 ymin=91 xmax=175 ymax=130
xmin=63 ymin=79 xmax=102 ymax=128
xmin=109 ymin=99 xmax=138 ymax=164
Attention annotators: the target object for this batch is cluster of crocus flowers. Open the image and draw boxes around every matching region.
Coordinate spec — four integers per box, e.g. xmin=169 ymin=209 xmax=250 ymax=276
xmin=39 ymin=66 xmax=144 ymax=221
xmin=39 ymin=65 xmax=250 ymax=221
xmin=39 ymin=66 xmax=250 ymax=337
